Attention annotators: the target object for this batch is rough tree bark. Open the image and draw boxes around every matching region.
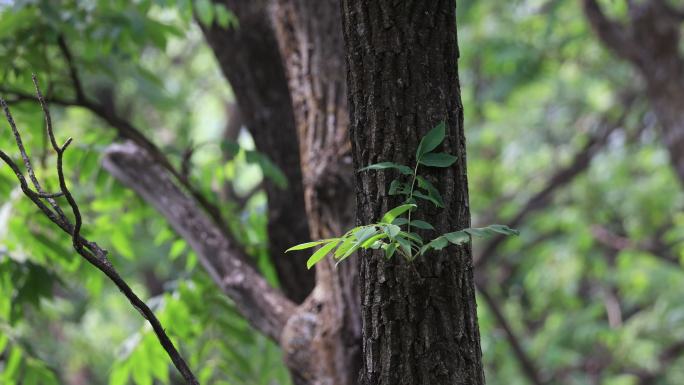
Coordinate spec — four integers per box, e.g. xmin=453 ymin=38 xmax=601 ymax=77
xmin=341 ymin=2 xmax=486 ymax=385
xmin=268 ymin=1 xmax=361 ymax=384
xmin=201 ymin=0 xmax=314 ymax=303
xmin=583 ymin=0 xmax=684 ymax=185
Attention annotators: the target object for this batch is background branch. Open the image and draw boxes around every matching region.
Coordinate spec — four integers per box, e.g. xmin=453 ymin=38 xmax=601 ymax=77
xmin=103 ymin=141 xmax=296 ymax=341
xmin=0 ymin=86 xmax=199 ymax=385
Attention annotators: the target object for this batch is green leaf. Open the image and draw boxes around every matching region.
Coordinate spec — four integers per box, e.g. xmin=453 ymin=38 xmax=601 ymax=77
xmin=485 ymin=224 xmax=520 ymax=236
xmin=421 ymin=236 xmax=449 ymax=254
xmin=306 ymin=240 xmax=340 ymax=269
xmin=359 ymin=162 xmax=413 ymax=175
xmin=444 ymin=231 xmax=470 ymax=245
xmin=399 ymin=231 xmax=423 ymax=245
xmin=383 ymin=242 xmax=398 ymax=259
xmin=335 ymin=236 xmax=356 ymax=258
xmin=215 ymin=4 xmax=238 ymax=29
xmin=392 ymin=218 xmax=409 ymax=226
xmin=464 ymin=228 xmax=490 ymax=238
xmin=169 ymin=239 xmax=186 ymax=259
xmin=417 ymin=176 xmax=445 ymax=207
xmin=381 ymin=204 xmax=416 ymax=224
xmin=464 ymin=225 xmax=519 ymax=238
xmin=195 ymin=0 xmax=214 ymax=26
xmin=395 ymin=236 xmax=413 ymax=258
xmin=416 ymin=122 xmax=445 ymax=158
xmin=338 ymin=228 xmax=380 ymax=262
xmin=354 ymin=226 xmax=378 ymax=241
xmin=412 ymin=191 xmax=442 ymax=208
xmin=419 ymin=152 xmax=458 ymax=167
xmin=383 ymin=224 xmax=401 ymax=238
xmin=389 ymin=180 xmax=410 ymax=195
xmin=286 ymin=239 xmax=337 ymax=252
xmin=410 ymin=220 xmax=435 ymax=230
xmin=361 ymin=233 xmax=387 ymax=249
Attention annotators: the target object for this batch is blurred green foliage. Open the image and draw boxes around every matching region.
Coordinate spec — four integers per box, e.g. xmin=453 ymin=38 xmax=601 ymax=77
xmin=0 ymin=0 xmax=682 ymax=385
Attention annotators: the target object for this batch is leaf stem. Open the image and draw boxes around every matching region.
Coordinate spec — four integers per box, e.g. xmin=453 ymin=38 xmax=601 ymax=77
xmin=406 ymin=160 xmax=420 ymax=239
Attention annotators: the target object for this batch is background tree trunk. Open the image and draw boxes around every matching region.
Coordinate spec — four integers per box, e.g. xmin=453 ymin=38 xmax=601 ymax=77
xmin=269 ymin=1 xmax=361 ymax=384
xmin=201 ymin=0 xmax=314 ymax=303
xmin=340 ymin=2 xmax=486 ymax=384
xmin=583 ymin=0 xmax=684 ymax=185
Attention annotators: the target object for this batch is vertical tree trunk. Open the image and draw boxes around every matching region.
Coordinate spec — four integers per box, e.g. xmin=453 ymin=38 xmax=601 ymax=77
xmin=201 ymin=0 xmax=314 ymax=303
xmin=269 ymin=1 xmax=361 ymax=384
xmin=340 ymin=2 xmax=486 ymax=384
xmin=583 ymin=0 xmax=684 ymax=185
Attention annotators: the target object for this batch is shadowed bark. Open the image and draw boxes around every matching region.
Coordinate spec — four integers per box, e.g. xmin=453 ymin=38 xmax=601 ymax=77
xmin=269 ymin=1 xmax=361 ymax=384
xmin=341 ymin=1 xmax=485 ymax=384
xmin=204 ymin=1 xmax=362 ymax=384
xmin=201 ymin=0 xmax=314 ymax=303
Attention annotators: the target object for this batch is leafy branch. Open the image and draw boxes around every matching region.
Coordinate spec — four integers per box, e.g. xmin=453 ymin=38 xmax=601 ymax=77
xmin=288 ymin=122 xmax=519 ymax=268
xmin=0 ymin=76 xmax=199 ymax=385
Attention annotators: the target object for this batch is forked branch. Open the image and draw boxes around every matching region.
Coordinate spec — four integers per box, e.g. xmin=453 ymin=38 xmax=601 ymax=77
xmin=0 ymin=76 xmax=199 ymax=385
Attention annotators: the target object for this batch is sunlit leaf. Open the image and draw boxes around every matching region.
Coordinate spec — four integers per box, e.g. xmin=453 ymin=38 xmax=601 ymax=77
xmin=286 ymin=239 xmax=336 ymax=252
xmin=306 ymin=240 xmax=340 ymax=269
xmin=380 ymin=204 xmax=416 ymax=224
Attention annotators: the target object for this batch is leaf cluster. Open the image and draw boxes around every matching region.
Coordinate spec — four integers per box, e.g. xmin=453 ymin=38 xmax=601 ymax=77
xmin=288 ymin=123 xmax=519 ymax=268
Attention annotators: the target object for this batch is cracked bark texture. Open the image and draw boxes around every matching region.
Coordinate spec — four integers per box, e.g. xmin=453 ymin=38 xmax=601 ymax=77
xmin=583 ymin=0 xmax=684 ymax=185
xmin=340 ymin=1 xmax=486 ymax=385
xmin=269 ymin=1 xmax=361 ymax=384
xmin=201 ymin=0 xmax=314 ymax=303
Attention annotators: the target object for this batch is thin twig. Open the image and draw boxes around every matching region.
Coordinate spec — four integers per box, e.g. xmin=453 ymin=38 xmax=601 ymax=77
xmin=0 ymin=86 xmax=199 ymax=385
xmin=478 ymin=285 xmax=546 ymax=385
xmin=5 ymin=36 xmax=233 ymax=236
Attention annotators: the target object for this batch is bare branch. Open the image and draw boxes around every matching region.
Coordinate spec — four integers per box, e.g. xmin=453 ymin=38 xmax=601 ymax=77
xmin=103 ymin=142 xmax=296 ymax=341
xmin=57 ymin=34 xmax=86 ymax=102
xmin=582 ymin=0 xmax=642 ymax=63
xmin=591 ymin=224 xmax=682 ymax=267
xmin=1 ymin=66 xmax=231 ymax=238
xmin=478 ymin=285 xmax=546 ymax=385
xmin=0 ymin=90 xmax=199 ymax=385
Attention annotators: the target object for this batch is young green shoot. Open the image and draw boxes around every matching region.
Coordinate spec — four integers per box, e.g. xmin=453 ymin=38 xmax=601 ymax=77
xmin=287 ymin=122 xmax=519 ymax=268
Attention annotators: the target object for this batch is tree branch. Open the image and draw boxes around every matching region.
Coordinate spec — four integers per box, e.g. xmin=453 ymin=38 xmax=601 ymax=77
xmin=4 ymin=35 xmax=232 ymax=238
xmin=478 ymin=285 xmax=546 ymax=385
xmin=474 ymin=112 xmax=623 ymax=267
xmin=102 ymin=141 xmax=296 ymax=341
xmin=0 ymin=82 xmax=199 ymax=385
xmin=582 ymin=0 xmax=642 ymax=63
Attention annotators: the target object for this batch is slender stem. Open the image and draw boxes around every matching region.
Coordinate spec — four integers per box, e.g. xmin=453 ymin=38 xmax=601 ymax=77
xmin=406 ymin=161 xmax=420 ymax=234
xmin=404 ymin=161 xmax=421 ymax=259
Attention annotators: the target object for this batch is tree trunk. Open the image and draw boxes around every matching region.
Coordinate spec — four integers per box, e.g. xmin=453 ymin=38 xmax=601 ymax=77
xmin=269 ymin=1 xmax=361 ymax=384
xmin=201 ymin=0 xmax=314 ymax=303
xmin=340 ymin=2 xmax=486 ymax=384
xmin=583 ymin=0 xmax=684 ymax=185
